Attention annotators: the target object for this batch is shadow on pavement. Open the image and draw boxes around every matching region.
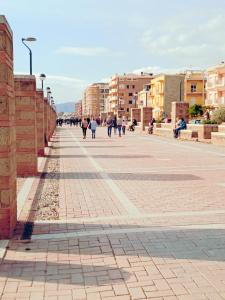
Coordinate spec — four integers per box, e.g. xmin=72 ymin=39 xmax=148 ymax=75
xmin=1 ymin=222 xmax=225 ymax=285
xmin=0 ymin=258 xmax=130 ymax=285
xmin=42 ymin=172 xmax=202 ymax=181
xmin=48 ymin=155 xmax=153 ymax=159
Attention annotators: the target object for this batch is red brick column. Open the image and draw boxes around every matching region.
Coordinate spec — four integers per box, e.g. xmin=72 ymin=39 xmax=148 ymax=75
xmin=171 ymin=102 xmax=189 ymax=126
xmin=51 ymin=107 xmax=56 ymax=136
xmin=47 ymin=101 xmax=51 ymax=141
xmin=14 ymin=75 xmax=37 ymax=176
xmin=0 ymin=16 xmax=17 ymax=239
xmin=131 ymin=108 xmax=141 ymax=122
xmin=141 ymin=107 xmax=153 ymax=131
xmin=44 ymin=98 xmax=48 ymax=146
xmin=36 ymin=90 xmax=45 ymax=156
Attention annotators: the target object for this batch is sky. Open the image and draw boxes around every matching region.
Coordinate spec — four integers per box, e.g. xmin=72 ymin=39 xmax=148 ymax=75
xmin=2 ymin=0 xmax=225 ymax=104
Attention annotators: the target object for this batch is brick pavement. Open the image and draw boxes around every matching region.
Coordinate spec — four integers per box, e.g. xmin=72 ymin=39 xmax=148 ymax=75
xmin=1 ymin=126 xmax=225 ymax=299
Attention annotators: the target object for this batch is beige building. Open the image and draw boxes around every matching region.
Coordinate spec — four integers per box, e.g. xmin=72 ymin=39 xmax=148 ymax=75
xmin=108 ymin=73 xmax=154 ymax=117
xmin=150 ymin=74 xmax=185 ymax=119
xmin=81 ymin=90 xmax=87 ymax=116
xmin=83 ymin=83 xmax=109 ymax=118
xmin=75 ymin=100 xmax=82 ymax=118
xmin=137 ymin=84 xmax=151 ymax=108
xmin=206 ymin=62 xmax=225 ymax=107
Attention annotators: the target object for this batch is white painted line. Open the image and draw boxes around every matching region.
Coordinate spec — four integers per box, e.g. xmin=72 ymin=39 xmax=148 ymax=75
xmin=69 ymin=129 xmax=141 ymax=217
xmin=0 ymin=240 xmax=9 ymax=260
xmin=31 ymin=223 xmax=225 ymax=240
xmin=34 ymin=209 xmax=225 ymax=224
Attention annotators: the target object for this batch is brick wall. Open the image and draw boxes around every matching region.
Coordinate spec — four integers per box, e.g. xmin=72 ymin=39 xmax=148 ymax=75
xmin=36 ymin=89 xmax=45 ymax=156
xmin=141 ymin=107 xmax=153 ymax=130
xmin=0 ymin=16 xmax=17 ymax=239
xmin=14 ymin=75 xmax=37 ymax=176
xmin=44 ymin=98 xmax=48 ymax=146
xmin=171 ymin=102 xmax=189 ymax=125
xmin=131 ymin=108 xmax=141 ymax=122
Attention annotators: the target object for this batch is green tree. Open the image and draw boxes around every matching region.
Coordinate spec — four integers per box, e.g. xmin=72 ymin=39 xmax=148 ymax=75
xmin=212 ymin=107 xmax=225 ymax=124
xmin=188 ymin=104 xmax=203 ymax=118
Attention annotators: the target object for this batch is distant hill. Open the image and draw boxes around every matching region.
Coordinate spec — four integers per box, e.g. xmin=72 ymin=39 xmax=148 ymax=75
xmin=56 ymin=102 xmax=74 ymax=113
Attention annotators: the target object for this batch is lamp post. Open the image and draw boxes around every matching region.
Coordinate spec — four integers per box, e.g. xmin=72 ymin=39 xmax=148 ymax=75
xmin=133 ymin=93 xmax=138 ymax=108
xmin=21 ymin=37 xmax=37 ymax=75
xmin=46 ymin=86 xmax=51 ymax=103
xmin=179 ymin=80 xmax=182 ymax=102
xmin=39 ymin=73 xmax=46 ymax=90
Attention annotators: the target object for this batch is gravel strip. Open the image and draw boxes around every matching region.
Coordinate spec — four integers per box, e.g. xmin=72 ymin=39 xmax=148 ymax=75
xmin=34 ymin=146 xmax=60 ymax=220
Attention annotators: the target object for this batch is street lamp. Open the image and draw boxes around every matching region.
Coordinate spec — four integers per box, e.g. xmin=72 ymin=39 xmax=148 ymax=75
xmin=46 ymin=86 xmax=51 ymax=103
xmin=39 ymin=73 xmax=46 ymax=90
xmin=179 ymin=80 xmax=182 ymax=102
xmin=133 ymin=93 xmax=138 ymax=108
xmin=21 ymin=37 xmax=37 ymax=75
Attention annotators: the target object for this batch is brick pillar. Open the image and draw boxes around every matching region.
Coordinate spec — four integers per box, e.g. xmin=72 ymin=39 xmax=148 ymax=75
xmin=36 ymin=89 xmax=45 ymax=156
xmin=141 ymin=107 xmax=153 ymax=131
xmin=47 ymin=102 xmax=51 ymax=141
xmin=44 ymin=98 xmax=48 ymax=146
xmin=0 ymin=16 xmax=17 ymax=239
xmin=171 ymin=102 xmax=189 ymax=126
xmin=14 ymin=75 xmax=37 ymax=176
xmin=131 ymin=108 xmax=141 ymax=122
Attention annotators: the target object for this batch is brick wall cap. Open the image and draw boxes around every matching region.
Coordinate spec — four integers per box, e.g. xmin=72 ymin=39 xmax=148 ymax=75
xmin=14 ymin=75 xmax=36 ymax=81
xmin=0 ymin=15 xmax=13 ymax=36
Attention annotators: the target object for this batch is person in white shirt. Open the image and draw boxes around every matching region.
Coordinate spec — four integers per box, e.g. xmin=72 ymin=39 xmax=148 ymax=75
xmin=90 ymin=118 xmax=97 ymax=139
xmin=117 ymin=116 xmax=123 ymax=137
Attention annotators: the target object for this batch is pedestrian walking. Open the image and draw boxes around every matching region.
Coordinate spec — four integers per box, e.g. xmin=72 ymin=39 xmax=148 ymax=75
xmin=81 ymin=118 xmax=88 ymax=139
xmin=122 ymin=117 xmax=127 ymax=135
xmin=106 ymin=117 xmax=113 ymax=137
xmin=89 ymin=118 xmax=97 ymax=139
xmin=117 ymin=115 xmax=123 ymax=137
xmin=112 ymin=117 xmax=117 ymax=135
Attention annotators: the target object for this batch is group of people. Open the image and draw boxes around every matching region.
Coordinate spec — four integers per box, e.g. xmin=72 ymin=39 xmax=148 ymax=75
xmin=80 ymin=116 xmax=129 ymax=139
xmin=105 ymin=116 xmax=128 ymax=137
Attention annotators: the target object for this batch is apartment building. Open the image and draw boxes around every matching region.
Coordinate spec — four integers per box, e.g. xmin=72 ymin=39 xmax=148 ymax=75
xmin=108 ymin=73 xmax=154 ymax=117
xmin=137 ymin=84 xmax=151 ymax=108
xmin=75 ymin=100 xmax=82 ymax=118
xmin=84 ymin=83 xmax=109 ymax=118
xmin=206 ymin=62 xmax=225 ymax=107
xmin=184 ymin=71 xmax=206 ymax=106
xmin=150 ymin=74 xmax=185 ymax=118
xmin=81 ymin=90 xmax=87 ymax=117
xmin=98 ymin=83 xmax=109 ymax=114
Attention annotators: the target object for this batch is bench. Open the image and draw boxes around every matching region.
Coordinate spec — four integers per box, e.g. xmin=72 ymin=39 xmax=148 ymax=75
xmin=153 ymin=127 xmax=174 ymax=138
xmin=211 ymin=132 xmax=225 ymax=146
xmin=179 ymin=129 xmax=198 ymax=140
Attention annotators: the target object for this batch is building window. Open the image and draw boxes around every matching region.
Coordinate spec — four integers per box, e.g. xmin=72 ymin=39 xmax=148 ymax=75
xmin=129 ymin=93 xmax=133 ymax=96
xmin=127 ymin=108 xmax=129 ymax=112
xmin=191 ymin=84 xmax=197 ymax=92
xmin=129 ymin=100 xmax=133 ymax=104
xmin=126 ymin=85 xmax=129 ymax=89
xmin=132 ymin=85 xmax=135 ymax=89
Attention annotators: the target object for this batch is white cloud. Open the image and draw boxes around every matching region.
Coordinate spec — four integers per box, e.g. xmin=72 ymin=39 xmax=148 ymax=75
xmin=46 ymin=74 xmax=86 ymax=85
xmin=56 ymin=46 xmax=117 ymax=57
xmin=141 ymin=15 xmax=225 ymax=67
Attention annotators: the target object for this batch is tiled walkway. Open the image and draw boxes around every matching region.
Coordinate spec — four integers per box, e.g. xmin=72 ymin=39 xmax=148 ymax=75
xmin=1 ymin=126 xmax=225 ymax=299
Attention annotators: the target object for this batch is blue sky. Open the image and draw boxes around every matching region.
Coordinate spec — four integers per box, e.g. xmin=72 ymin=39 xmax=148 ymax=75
xmin=2 ymin=0 xmax=225 ymax=104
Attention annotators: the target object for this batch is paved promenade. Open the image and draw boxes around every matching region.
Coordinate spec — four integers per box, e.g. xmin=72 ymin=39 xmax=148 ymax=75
xmin=1 ymin=126 xmax=225 ymax=300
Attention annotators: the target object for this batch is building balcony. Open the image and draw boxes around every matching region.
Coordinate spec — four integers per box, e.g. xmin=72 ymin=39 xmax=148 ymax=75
xmin=186 ymin=90 xmax=206 ymax=94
